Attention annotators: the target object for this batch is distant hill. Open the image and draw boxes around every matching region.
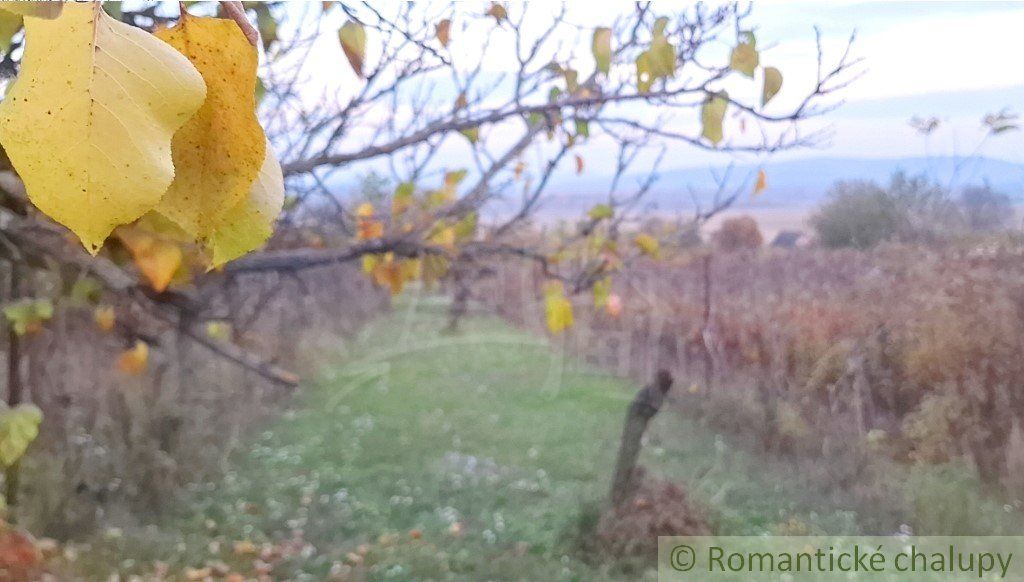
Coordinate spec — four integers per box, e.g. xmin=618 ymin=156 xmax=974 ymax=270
xmin=544 ymin=156 xmax=1024 ymax=215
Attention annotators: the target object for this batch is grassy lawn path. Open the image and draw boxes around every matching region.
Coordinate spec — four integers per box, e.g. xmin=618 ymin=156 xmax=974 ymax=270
xmin=68 ymin=298 xmax=1000 ymax=580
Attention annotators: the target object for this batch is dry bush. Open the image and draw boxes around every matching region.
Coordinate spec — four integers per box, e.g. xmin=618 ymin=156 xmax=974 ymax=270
xmin=595 ymin=472 xmax=710 ymax=559
xmin=2 ymin=263 xmax=387 ymax=537
xmin=478 ymin=235 xmax=1024 ymax=491
xmin=713 ymin=216 xmax=763 ymax=252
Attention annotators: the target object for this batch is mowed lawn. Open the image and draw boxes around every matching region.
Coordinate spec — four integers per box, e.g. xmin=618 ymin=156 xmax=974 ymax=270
xmin=65 ymin=296 xmax=1024 ymax=580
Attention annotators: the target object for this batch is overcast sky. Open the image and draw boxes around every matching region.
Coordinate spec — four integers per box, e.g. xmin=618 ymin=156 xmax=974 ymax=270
xmin=754 ymin=1 xmax=1024 ymax=163
xmin=281 ymin=1 xmax=1024 ymax=185
xmin=566 ymin=1 xmax=1024 ymax=168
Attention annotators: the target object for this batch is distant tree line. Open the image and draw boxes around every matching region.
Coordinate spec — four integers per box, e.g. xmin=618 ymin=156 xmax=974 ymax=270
xmin=811 ymin=172 xmax=1016 ymax=249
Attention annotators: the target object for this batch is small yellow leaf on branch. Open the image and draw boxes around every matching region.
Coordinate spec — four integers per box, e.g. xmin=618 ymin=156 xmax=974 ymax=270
xmin=762 ymin=66 xmax=783 ymax=106
xmin=633 ymin=233 xmax=660 ymax=259
xmin=544 ymin=282 xmax=574 ymax=334
xmin=592 ymin=27 xmax=611 ymax=75
xmin=700 ymin=91 xmax=728 ymax=146
xmin=339 ymin=21 xmax=367 ymax=78
xmin=117 ymin=340 xmax=149 ymax=376
xmin=94 ymin=305 xmax=116 ymax=332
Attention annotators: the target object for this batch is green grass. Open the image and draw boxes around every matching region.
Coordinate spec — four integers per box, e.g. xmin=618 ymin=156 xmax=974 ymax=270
xmin=63 ymin=297 xmax=1024 ymax=580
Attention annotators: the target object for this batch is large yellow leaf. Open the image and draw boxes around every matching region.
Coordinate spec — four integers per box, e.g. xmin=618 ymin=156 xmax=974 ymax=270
xmin=207 ymin=145 xmax=284 ymax=267
xmin=0 ymin=3 xmax=206 ymax=252
xmin=155 ymin=12 xmax=266 ymax=239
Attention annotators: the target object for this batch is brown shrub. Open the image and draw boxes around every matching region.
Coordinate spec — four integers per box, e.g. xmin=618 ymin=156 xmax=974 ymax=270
xmin=478 ymin=236 xmax=1024 ymax=489
xmin=713 ymin=216 xmax=763 ymax=252
xmin=595 ymin=472 xmax=710 ymax=559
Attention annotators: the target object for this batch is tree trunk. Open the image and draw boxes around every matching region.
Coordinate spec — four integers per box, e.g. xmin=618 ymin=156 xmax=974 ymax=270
xmin=610 ymin=372 xmax=671 ymax=506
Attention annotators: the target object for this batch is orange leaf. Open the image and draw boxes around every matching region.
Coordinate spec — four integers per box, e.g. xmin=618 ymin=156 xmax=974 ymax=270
xmin=753 ymin=169 xmax=767 ymax=196
xmin=117 ymin=340 xmax=149 ymax=376
xmin=357 ymin=218 xmax=384 ymax=240
xmin=0 ymin=527 xmax=41 ymax=579
xmin=574 ymin=154 xmax=584 ymax=174
xmin=93 ymin=305 xmax=115 ymax=332
xmin=435 ymin=19 xmax=450 ymax=47
xmin=372 ymin=256 xmax=405 ymax=295
xmin=117 ymin=228 xmax=183 ymax=292
xmin=486 ymin=2 xmax=507 ymax=22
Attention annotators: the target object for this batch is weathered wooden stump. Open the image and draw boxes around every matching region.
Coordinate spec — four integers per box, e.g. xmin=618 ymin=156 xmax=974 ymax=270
xmin=610 ymin=369 xmax=673 ymax=506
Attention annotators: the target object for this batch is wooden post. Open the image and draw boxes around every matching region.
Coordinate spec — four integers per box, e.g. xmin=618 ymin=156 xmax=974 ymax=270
xmin=610 ymin=369 xmax=673 ymax=506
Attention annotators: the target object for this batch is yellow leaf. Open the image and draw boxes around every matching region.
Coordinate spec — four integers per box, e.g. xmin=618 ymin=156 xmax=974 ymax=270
xmin=401 ymin=258 xmax=421 ymax=282
xmin=207 ymin=145 xmax=284 ymax=266
xmin=544 ymin=282 xmax=573 ymax=334
xmin=0 ymin=1 xmax=61 ymax=19
xmin=753 ymin=169 xmax=767 ymax=196
xmin=339 ymin=21 xmax=367 ymax=78
xmin=633 ymin=233 xmax=660 ymax=259
xmin=372 ymin=255 xmax=405 ymax=295
xmin=0 ymin=403 xmax=41 ymax=467
xmin=94 ymin=305 xmax=116 ymax=332
xmin=362 ymin=253 xmax=381 ymax=274
xmin=2 ymin=298 xmax=52 ymax=336
xmin=206 ymin=321 xmax=231 ymax=341
xmin=730 ymin=41 xmax=759 ymax=78
xmin=0 ymin=3 xmax=206 ymax=252
xmin=429 ymin=225 xmax=456 ymax=250
xmin=155 ymin=12 xmax=266 ymax=239
xmin=700 ymin=91 xmax=728 ymax=146
xmin=117 ymin=227 xmax=184 ymax=293
xmin=421 ymin=254 xmax=449 ymax=289
xmin=117 ymin=340 xmax=149 ymax=376
xmin=592 ymin=27 xmax=611 ymax=75
xmin=592 ymin=277 xmax=611 ymax=308
xmin=435 ymin=18 xmax=450 ymax=47
xmin=357 ymin=218 xmax=384 ymax=240
xmin=444 ymin=169 xmax=468 ymax=190
xmin=762 ymin=66 xmax=782 ymax=107
xmin=588 ymin=204 xmax=613 ymax=221
xmin=356 ymin=202 xmax=375 ymax=218
xmin=453 ymin=212 xmax=477 ymax=240
xmin=460 ymin=126 xmax=480 ymax=144
xmin=392 ymin=182 xmax=414 ymax=217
